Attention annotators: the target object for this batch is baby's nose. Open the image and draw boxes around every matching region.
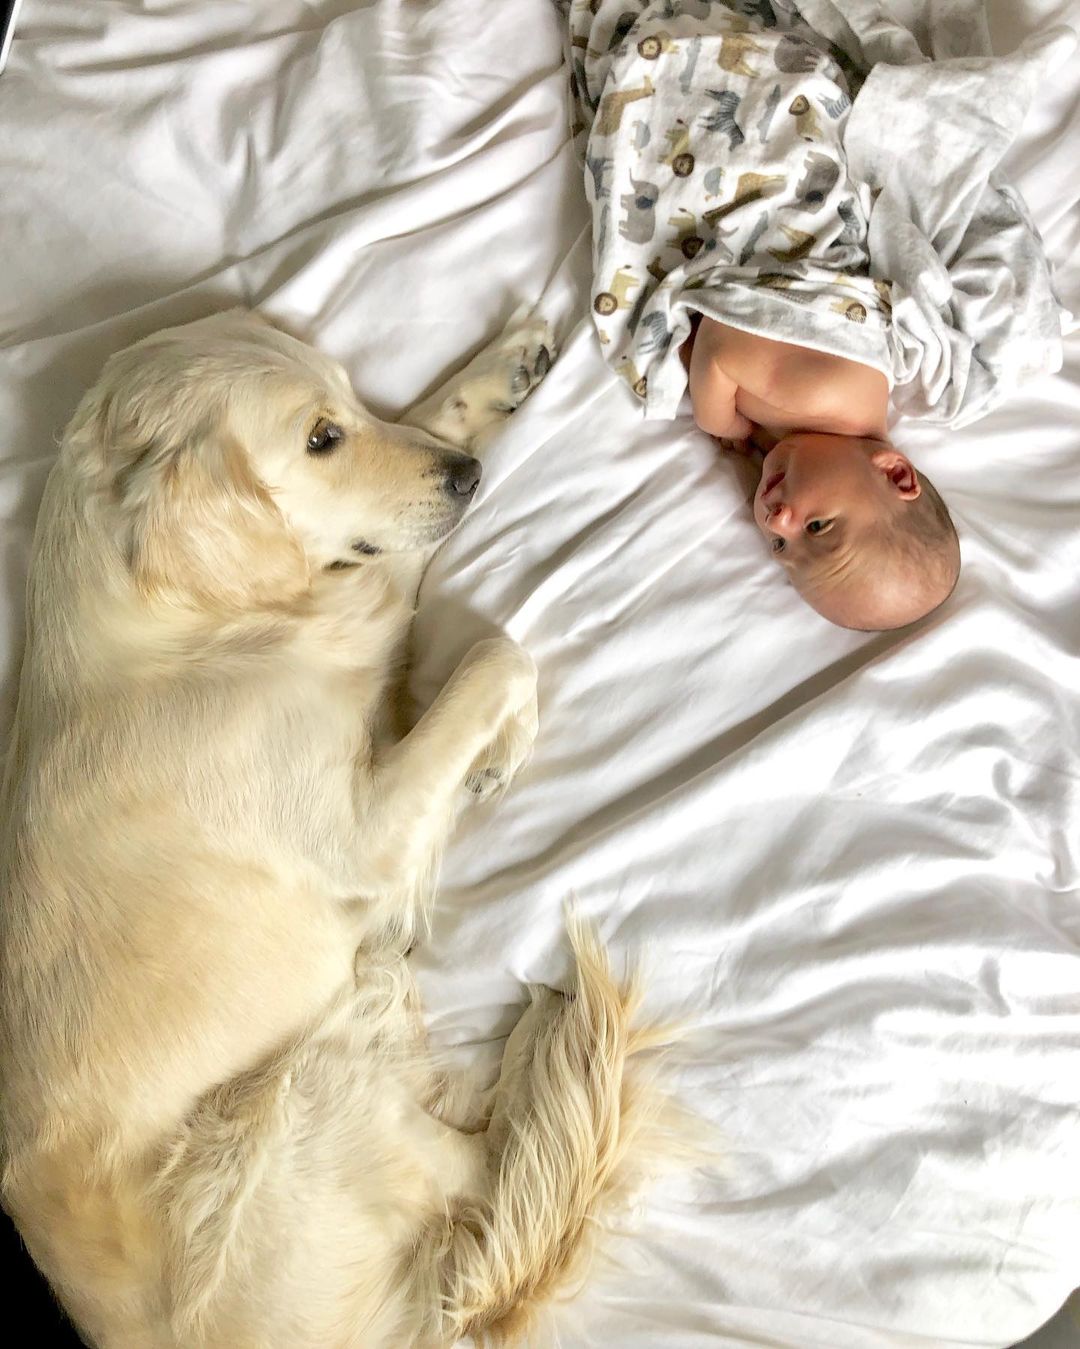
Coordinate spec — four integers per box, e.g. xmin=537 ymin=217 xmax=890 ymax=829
xmin=766 ymin=502 xmax=801 ymax=538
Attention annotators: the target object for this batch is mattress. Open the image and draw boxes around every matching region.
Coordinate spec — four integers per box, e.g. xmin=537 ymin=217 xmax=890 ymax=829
xmin=1 ymin=1 xmax=1078 ymax=1345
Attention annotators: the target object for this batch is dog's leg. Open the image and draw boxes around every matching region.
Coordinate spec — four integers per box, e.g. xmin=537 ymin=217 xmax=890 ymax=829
xmin=403 ymin=313 xmax=555 ymax=451
xmin=385 ymin=316 xmax=555 ymax=619
xmin=425 ymin=1070 xmax=496 ymax=1133
xmin=357 ymin=942 xmax=494 ymax=1129
xmin=369 ymin=637 xmax=538 ymax=893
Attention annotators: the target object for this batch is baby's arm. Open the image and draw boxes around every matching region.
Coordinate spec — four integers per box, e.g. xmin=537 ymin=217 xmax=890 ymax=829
xmin=688 ymin=331 xmax=753 ymax=440
xmin=687 ymin=315 xmax=890 ymax=441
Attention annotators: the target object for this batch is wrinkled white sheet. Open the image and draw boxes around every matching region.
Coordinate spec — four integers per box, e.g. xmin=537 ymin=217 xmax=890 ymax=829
xmin=0 ymin=1 xmax=1077 ymax=1345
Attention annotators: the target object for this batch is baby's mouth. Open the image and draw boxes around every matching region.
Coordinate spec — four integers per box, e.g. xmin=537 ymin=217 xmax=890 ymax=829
xmin=761 ymin=470 xmax=785 ymax=500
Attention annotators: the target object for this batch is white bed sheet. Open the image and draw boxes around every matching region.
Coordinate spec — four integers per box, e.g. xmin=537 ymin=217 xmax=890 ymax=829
xmin=1 ymin=1 xmax=1078 ymax=1345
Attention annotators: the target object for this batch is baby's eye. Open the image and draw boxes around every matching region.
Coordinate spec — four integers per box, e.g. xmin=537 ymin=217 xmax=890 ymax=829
xmin=771 ymin=537 xmax=786 ymax=554
xmin=806 ymin=518 xmax=834 ymax=536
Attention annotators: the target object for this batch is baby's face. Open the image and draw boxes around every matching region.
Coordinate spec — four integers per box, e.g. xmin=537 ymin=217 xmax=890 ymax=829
xmin=753 ymin=432 xmax=920 ymax=625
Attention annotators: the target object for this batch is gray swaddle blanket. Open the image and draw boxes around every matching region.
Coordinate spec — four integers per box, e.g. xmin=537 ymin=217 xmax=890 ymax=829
xmin=563 ymin=0 xmax=1075 ymax=428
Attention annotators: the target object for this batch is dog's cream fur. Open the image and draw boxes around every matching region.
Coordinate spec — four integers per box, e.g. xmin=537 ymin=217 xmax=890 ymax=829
xmin=0 ymin=311 xmax=659 ymax=1348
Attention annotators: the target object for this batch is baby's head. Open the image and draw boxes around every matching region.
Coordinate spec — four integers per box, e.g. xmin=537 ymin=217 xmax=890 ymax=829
xmin=754 ymin=432 xmax=959 ymax=631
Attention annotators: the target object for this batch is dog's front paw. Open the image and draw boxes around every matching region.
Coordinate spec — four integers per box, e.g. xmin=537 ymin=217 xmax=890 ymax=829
xmin=488 ymin=316 xmax=556 ymax=417
xmin=464 ymin=684 xmax=539 ymax=801
xmin=429 ymin=316 xmax=557 ymax=449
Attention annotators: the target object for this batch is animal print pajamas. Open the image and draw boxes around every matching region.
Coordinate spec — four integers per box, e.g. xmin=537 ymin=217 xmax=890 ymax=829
xmin=565 ymin=0 xmax=892 ymax=417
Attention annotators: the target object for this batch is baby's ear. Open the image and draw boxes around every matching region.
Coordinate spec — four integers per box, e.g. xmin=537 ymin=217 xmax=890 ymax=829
xmin=870 ymin=448 xmax=921 ymax=501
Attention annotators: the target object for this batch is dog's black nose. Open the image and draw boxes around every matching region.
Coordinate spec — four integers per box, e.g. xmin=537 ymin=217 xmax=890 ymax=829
xmin=445 ymin=455 xmax=482 ymax=498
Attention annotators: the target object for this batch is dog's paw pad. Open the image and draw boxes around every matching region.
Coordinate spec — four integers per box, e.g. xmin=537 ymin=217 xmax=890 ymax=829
xmin=465 ymin=766 xmax=506 ymax=798
xmin=464 ymin=692 xmax=539 ymax=803
xmin=492 ymin=320 xmax=557 ymax=414
xmin=436 ymin=319 xmax=557 ymax=447
xmin=508 ymin=343 xmax=552 ymax=400
xmin=510 ymin=363 xmax=533 ymax=399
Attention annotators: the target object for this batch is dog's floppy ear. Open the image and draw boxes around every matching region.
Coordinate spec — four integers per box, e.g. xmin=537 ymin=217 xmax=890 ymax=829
xmin=122 ymin=427 xmax=311 ymax=613
xmin=68 ymin=327 xmax=310 ymax=613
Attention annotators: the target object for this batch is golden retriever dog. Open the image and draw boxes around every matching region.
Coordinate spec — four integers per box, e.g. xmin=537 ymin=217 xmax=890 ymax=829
xmin=0 ymin=311 xmax=662 ymax=1348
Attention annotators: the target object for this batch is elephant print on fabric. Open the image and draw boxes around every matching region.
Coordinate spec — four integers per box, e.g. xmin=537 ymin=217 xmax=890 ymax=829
xmin=620 ymin=174 xmax=661 ymax=242
xmin=793 ymin=151 xmax=840 ymax=211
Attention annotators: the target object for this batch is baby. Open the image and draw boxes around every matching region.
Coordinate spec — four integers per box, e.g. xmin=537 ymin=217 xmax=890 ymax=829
xmin=683 ymin=317 xmax=959 ymax=631
xmin=563 ymin=0 xmax=1064 ymax=631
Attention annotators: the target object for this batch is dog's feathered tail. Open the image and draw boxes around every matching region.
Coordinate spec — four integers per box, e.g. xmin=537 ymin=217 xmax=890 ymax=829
xmin=413 ymin=918 xmax=681 ymax=1347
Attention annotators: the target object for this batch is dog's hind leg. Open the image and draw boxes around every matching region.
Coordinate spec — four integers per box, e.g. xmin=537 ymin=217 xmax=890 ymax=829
xmin=360 ymin=943 xmax=495 ymax=1132
xmin=153 ymin=1007 xmax=491 ymax=1349
xmin=423 ymin=1063 xmax=496 ymax=1133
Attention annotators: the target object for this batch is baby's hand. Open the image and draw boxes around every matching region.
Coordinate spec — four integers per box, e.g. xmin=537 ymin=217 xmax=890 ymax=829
xmin=748 ymin=424 xmax=780 ymax=455
xmin=715 ymin=432 xmax=761 ymax=458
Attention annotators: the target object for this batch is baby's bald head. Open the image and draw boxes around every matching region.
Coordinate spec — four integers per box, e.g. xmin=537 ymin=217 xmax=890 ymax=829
xmin=754 ymin=432 xmax=959 ymax=631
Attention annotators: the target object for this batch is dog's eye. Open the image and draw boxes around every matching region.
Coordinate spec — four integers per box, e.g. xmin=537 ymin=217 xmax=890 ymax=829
xmin=307 ymin=419 xmax=344 ymax=454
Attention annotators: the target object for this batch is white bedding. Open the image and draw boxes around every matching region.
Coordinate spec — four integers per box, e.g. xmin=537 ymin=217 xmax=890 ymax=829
xmin=1 ymin=1 xmax=1078 ymax=1345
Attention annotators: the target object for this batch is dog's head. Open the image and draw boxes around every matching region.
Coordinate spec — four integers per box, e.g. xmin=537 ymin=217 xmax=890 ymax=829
xmin=69 ymin=309 xmax=481 ymax=611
